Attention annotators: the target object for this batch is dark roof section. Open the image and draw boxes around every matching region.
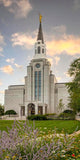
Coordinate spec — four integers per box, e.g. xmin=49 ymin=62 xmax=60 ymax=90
xmin=37 ymin=22 xmax=44 ymax=43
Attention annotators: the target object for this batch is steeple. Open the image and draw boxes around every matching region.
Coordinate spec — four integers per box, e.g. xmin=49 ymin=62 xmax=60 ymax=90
xmin=33 ymin=15 xmax=46 ymax=59
xmin=37 ymin=21 xmax=44 ymax=43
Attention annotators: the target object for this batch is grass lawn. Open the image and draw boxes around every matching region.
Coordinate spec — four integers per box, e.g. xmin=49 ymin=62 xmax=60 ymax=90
xmin=0 ymin=120 xmax=80 ymax=134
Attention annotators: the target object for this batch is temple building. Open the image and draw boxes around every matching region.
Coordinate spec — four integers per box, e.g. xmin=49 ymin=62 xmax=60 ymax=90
xmin=4 ymin=17 xmax=69 ymax=117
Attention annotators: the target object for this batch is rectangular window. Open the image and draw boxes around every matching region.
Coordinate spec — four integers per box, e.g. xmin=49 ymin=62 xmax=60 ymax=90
xmin=38 ymin=71 xmax=41 ymax=101
xmin=35 ymin=71 xmax=37 ymax=100
xmin=35 ymin=71 xmax=41 ymax=101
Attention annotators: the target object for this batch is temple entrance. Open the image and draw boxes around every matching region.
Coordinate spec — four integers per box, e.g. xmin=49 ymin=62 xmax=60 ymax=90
xmin=38 ymin=106 xmax=43 ymax=115
xmin=28 ymin=103 xmax=35 ymax=116
xmin=21 ymin=106 xmax=25 ymax=116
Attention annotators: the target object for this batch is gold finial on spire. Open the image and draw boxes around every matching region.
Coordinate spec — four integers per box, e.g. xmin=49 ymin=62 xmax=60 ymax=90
xmin=39 ymin=14 xmax=42 ymax=23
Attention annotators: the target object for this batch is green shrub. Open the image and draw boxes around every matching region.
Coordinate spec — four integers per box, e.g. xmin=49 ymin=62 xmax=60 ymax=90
xmin=63 ymin=109 xmax=75 ymax=114
xmin=5 ymin=110 xmax=17 ymax=116
xmin=46 ymin=113 xmax=57 ymax=120
xmin=0 ymin=104 xmax=4 ymax=116
xmin=27 ymin=114 xmax=47 ymax=120
xmin=45 ymin=113 xmax=57 ymax=116
xmin=58 ymin=112 xmax=75 ymax=120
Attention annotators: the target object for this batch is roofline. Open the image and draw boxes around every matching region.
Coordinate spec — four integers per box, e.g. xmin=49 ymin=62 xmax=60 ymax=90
xmin=55 ymin=82 xmax=68 ymax=84
xmin=9 ymin=85 xmax=24 ymax=87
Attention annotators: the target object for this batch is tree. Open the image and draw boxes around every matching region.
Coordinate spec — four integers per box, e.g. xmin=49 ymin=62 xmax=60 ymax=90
xmin=0 ymin=104 xmax=4 ymax=116
xmin=57 ymin=99 xmax=64 ymax=113
xmin=5 ymin=110 xmax=17 ymax=117
xmin=66 ymin=58 xmax=80 ymax=113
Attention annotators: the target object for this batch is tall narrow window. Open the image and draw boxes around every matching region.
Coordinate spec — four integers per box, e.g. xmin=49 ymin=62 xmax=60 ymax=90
xmin=35 ymin=71 xmax=41 ymax=101
xmin=42 ymin=48 xmax=44 ymax=53
xmin=38 ymin=46 xmax=40 ymax=54
xmin=39 ymin=71 xmax=41 ymax=101
xmin=35 ymin=71 xmax=37 ymax=100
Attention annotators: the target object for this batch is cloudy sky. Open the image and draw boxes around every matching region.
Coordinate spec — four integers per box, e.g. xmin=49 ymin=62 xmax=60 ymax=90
xmin=0 ymin=0 xmax=80 ymax=104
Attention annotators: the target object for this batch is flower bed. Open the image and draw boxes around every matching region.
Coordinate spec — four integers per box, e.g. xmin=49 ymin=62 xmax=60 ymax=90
xmin=0 ymin=121 xmax=80 ymax=160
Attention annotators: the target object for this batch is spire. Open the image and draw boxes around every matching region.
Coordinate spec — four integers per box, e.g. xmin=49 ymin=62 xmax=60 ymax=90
xmin=37 ymin=14 xmax=44 ymax=43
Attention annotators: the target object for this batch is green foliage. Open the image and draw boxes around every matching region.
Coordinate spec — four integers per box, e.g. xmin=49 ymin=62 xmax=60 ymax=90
xmin=5 ymin=110 xmax=17 ymax=116
xmin=63 ymin=109 xmax=75 ymax=114
xmin=0 ymin=104 xmax=4 ymax=116
xmin=58 ymin=112 xmax=75 ymax=120
xmin=45 ymin=113 xmax=57 ymax=116
xmin=57 ymin=99 xmax=64 ymax=113
xmin=27 ymin=114 xmax=47 ymax=120
xmin=66 ymin=58 xmax=80 ymax=113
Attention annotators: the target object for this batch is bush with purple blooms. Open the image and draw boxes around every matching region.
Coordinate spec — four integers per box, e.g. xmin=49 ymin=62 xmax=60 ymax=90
xmin=0 ymin=121 xmax=80 ymax=160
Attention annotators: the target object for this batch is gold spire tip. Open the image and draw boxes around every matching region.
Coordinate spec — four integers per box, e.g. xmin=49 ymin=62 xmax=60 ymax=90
xmin=39 ymin=14 xmax=42 ymax=23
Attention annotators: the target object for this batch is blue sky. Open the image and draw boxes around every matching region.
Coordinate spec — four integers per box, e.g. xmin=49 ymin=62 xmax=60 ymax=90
xmin=0 ymin=0 xmax=80 ymax=104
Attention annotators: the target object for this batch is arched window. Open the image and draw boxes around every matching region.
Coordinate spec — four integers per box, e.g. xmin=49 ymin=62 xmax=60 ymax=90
xmin=42 ymin=48 xmax=44 ymax=53
xmin=38 ymin=46 xmax=40 ymax=54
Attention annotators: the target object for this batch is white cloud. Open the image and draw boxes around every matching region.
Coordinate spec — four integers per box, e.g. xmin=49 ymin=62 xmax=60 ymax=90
xmin=20 ymin=78 xmax=25 ymax=83
xmin=11 ymin=32 xmax=36 ymax=49
xmin=54 ymin=56 xmax=60 ymax=65
xmin=0 ymin=0 xmax=32 ymax=18
xmin=6 ymin=58 xmax=15 ymax=64
xmin=14 ymin=63 xmax=23 ymax=69
xmin=0 ymin=65 xmax=14 ymax=74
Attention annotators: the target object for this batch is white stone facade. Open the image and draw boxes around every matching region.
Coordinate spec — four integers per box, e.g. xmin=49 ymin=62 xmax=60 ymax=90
xmin=4 ymin=20 xmax=69 ymax=117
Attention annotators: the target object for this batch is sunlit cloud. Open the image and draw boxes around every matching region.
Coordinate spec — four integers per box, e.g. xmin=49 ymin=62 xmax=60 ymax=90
xmin=0 ymin=0 xmax=12 ymax=7
xmin=54 ymin=56 xmax=60 ymax=65
xmin=46 ymin=34 xmax=80 ymax=56
xmin=11 ymin=32 xmax=36 ymax=49
xmin=0 ymin=90 xmax=4 ymax=94
xmin=0 ymin=0 xmax=32 ymax=18
xmin=56 ymin=77 xmax=61 ymax=81
xmin=11 ymin=29 xmax=80 ymax=56
xmin=0 ymin=65 xmax=14 ymax=74
xmin=6 ymin=58 xmax=15 ymax=64
xmin=6 ymin=58 xmax=23 ymax=69
xmin=48 ymin=58 xmax=53 ymax=66
xmin=64 ymin=72 xmax=70 ymax=78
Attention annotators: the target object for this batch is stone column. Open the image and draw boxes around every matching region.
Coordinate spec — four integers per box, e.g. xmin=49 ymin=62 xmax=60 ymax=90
xmin=43 ymin=105 xmax=45 ymax=115
xmin=35 ymin=104 xmax=38 ymax=115
xmin=19 ymin=106 xmax=21 ymax=117
xmin=25 ymin=104 xmax=28 ymax=117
